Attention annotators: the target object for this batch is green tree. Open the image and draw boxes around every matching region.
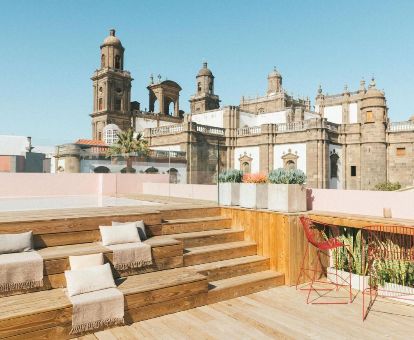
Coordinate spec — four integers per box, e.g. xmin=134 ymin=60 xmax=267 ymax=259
xmin=106 ymin=129 xmax=149 ymax=173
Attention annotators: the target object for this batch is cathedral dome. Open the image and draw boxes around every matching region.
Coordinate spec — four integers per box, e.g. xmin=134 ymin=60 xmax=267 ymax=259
xmin=197 ymin=62 xmax=213 ymax=77
xmin=364 ymin=77 xmax=384 ymax=98
xmin=101 ymin=29 xmax=123 ymax=48
xmin=268 ymin=67 xmax=281 ymax=78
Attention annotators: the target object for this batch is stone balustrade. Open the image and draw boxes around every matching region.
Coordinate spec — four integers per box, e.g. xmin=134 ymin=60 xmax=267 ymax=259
xmin=149 ymin=124 xmax=184 ymax=136
xmin=195 ymin=124 xmax=225 ymax=136
xmin=237 ymin=126 xmax=262 ymax=136
xmin=388 ymin=121 xmax=414 ymax=132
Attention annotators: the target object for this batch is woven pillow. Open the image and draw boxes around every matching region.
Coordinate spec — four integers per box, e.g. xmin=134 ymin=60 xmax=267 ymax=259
xmin=0 ymin=231 xmax=33 ymax=254
xmin=69 ymin=253 xmax=104 ymax=270
xmin=112 ymin=220 xmax=147 ymax=241
xmin=99 ymin=224 xmax=140 ymax=246
xmin=65 ymin=263 xmax=116 ymax=297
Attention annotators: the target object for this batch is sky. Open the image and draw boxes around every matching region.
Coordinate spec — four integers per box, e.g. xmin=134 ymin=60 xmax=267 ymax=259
xmin=0 ymin=0 xmax=413 ymax=146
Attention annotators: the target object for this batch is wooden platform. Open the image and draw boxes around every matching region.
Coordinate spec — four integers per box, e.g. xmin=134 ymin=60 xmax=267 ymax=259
xmin=0 ymin=268 xmax=207 ymax=339
xmin=91 ymin=286 xmax=414 ymax=339
xmin=0 ymin=204 xmax=284 ymax=339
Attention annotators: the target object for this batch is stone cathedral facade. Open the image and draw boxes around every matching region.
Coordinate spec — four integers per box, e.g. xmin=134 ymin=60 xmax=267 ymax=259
xmin=90 ymin=30 xmax=414 ymax=189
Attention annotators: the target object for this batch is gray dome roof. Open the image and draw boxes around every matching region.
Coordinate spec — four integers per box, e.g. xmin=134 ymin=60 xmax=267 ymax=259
xmin=197 ymin=62 xmax=213 ymax=77
xmin=101 ymin=29 xmax=123 ymax=48
xmin=268 ymin=66 xmax=281 ymax=78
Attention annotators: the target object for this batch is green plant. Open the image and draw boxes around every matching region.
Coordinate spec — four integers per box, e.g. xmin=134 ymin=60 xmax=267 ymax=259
xmin=106 ymin=129 xmax=148 ymax=173
xmin=374 ymin=181 xmax=401 ymax=191
xmin=268 ymin=168 xmax=306 ymax=185
xmin=218 ymin=169 xmax=243 ymax=183
xmin=242 ymin=173 xmax=268 ymax=184
xmin=332 ymin=229 xmax=368 ymax=276
xmin=373 ymin=240 xmax=414 ymax=287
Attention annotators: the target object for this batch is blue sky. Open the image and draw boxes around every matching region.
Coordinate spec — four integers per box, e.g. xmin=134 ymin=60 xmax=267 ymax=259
xmin=0 ymin=0 xmax=413 ymax=145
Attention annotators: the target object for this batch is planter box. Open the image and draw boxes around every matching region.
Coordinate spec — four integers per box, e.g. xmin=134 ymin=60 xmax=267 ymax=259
xmin=218 ymin=183 xmax=240 ymax=206
xmin=239 ymin=183 xmax=268 ymax=209
xmin=379 ymin=282 xmax=414 ymax=305
xmin=327 ymin=267 xmax=369 ymax=291
xmin=267 ymin=184 xmax=306 ymax=213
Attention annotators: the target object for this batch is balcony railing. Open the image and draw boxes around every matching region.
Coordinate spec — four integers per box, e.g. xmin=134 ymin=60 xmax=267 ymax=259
xmin=275 ymin=121 xmax=308 ymax=132
xmin=149 ymin=124 xmax=183 ymax=136
xmin=195 ymin=124 xmax=225 ymax=136
xmin=237 ymin=126 xmax=261 ymax=136
xmin=388 ymin=121 xmax=414 ymax=132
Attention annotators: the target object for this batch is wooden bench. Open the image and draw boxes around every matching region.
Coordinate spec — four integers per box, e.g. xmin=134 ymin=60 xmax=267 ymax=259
xmin=0 ymin=268 xmax=208 ymax=339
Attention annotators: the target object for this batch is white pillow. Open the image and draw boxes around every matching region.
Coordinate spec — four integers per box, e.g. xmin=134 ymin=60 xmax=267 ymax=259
xmin=112 ymin=220 xmax=147 ymax=240
xmin=69 ymin=253 xmax=104 ymax=270
xmin=65 ymin=263 xmax=116 ymax=297
xmin=0 ymin=231 xmax=33 ymax=254
xmin=99 ymin=224 xmax=140 ymax=246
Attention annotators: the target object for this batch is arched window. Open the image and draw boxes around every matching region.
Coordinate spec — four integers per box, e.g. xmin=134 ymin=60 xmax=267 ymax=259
xmin=330 ymin=150 xmax=339 ymax=178
xmin=115 ymin=55 xmax=120 ymax=69
xmin=209 ymin=82 xmax=213 ymax=94
xmin=242 ymin=162 xmax=251 ymax=174
xmin=98 ymin=98 xmax=103 ymax=111
xmin=114 ymin=98 xmax=121 ymax=111
xmin=285 ymin=160 xmax=296 ymax=170
xmin=101 ymin=54 xmax=105 ymax=68
xmin=94 ymin=166 xmax=110 ymax=173
xmin=197 ymin=82 xmax=202 ymax=93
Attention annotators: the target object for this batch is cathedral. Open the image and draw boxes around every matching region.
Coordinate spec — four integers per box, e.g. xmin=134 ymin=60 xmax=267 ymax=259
xmin=87 ymin=29 xmax=413 ymax=189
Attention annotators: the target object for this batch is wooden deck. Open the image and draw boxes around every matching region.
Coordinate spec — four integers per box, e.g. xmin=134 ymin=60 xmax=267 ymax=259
xmin=89 ymin=286 xmax=414 ymax=340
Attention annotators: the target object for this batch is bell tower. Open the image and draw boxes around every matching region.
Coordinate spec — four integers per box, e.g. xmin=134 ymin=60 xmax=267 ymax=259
xmin=189 ymin=62 xmax=220 ymax=113
xmin=91 ymin=29 xmax=133 ymax=141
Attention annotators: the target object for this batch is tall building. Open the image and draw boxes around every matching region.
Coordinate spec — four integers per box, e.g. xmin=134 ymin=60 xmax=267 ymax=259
xmin=82 ymin=29 xmax=414 ymax=189
xmin=91 ymin=29 xmax=133 ymax=141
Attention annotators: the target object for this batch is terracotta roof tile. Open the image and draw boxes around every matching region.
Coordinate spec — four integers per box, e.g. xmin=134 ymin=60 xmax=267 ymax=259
xmin=75 ymin=139 xmax=107 ymax=146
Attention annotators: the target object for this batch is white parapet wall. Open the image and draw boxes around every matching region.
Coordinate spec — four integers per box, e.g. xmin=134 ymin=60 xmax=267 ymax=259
xmin=0 ymin=173 xmax=169 ymax=198
xmin=142 ymin=183 xmax=218 ymax=202
xmin=309 ymin=188 xmax=414 ymax=220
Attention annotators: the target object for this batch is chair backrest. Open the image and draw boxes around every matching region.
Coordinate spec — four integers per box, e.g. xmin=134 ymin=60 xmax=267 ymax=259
xmin=299 ymin=216 xmax=320 ymax=247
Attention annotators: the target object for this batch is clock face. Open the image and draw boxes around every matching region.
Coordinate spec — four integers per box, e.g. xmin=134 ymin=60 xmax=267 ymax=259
xmin=116 ymin=88 xmax=123 ymax=94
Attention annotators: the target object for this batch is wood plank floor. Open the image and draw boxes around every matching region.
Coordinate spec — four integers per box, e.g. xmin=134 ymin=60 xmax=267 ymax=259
xmin=87 ymin=286 xmax=414 ymax=339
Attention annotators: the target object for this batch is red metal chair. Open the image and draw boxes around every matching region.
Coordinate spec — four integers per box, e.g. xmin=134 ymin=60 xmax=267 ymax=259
xmin=296 ymin=216 xmax=354 ymax=304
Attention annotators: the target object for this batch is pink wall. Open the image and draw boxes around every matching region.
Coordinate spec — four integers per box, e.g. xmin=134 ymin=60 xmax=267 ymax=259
xmin=308 ymin=188 xmax=414 ymax=220
xmin=0 ymin=173 xmax=169 ymax=198
xmin=142 ymin=183 xmax=218 ymax=202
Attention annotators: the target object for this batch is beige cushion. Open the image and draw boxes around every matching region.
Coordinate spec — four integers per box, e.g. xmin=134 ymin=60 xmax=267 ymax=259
xmin=99 ymin=224 xmax=140 ymax=246
xmin=65 ymin=263 xmax=116 ymax=297
xmin=69 ymin=253 xmax=104 ymax=270
xmin=112 ymin=220 xmax=147 ymax=240
xmin=0 ymin=231 xmax=33 ymax=254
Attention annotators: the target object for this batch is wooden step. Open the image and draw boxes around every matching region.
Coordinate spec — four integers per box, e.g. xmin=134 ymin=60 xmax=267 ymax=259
xmin=0 ymin=268 xmax=208 ymax=339
xmin=168 ymin=229 xmax=244 ymax=248
xmin=207 ymin=270 xmax=284 ymax=304
xmin=160 ymin=207 xmax=221 ymax=221
xmin=183 ymin=241 xmax=257 ymax=266
xmin=1 ymin=237 xmax=184 ymax=297
xmin=188 ymin=255 xmax=270 ymax=281
xmin=151 ymin=216 xmax=232 ymax=236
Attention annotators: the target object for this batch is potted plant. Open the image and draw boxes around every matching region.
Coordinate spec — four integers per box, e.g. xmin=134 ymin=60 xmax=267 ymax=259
xmin=218 ymin=169 xmax=243 ymax=206
xmin=239 ymin=173 xmax=268 ymax=209
xmin=267 ymin=168 xmax=306 ymax=212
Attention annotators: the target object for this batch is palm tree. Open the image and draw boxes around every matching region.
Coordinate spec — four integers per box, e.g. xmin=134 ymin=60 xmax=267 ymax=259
xmin=106 ymin=129 xmax=149 ymax=173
